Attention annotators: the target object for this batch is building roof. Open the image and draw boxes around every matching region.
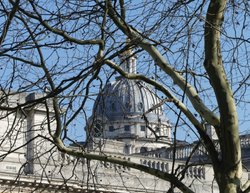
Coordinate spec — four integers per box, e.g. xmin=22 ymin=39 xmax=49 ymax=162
xmin=93 ymin=77 xmax=168 ymax=123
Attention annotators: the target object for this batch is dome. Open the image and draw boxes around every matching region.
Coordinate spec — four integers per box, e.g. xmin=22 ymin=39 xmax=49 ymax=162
xmin=94 ymin=77 xmax=168 ymax=123
xmin=87 ymin=43 xmax=171 ymax=143
xmin=86 ymin=75 xmax=172 ymax=151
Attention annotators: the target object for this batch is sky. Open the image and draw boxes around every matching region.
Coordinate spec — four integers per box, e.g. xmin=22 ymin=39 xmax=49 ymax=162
xmin=1 ymin=0 xmax=249 ymax=144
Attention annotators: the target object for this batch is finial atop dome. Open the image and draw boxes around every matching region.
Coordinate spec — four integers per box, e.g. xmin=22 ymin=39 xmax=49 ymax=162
xmin=119 ymin=38 xmax=137 ymax=74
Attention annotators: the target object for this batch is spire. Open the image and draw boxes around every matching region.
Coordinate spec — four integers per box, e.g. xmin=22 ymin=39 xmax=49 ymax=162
xmin=119 ymin=38 xmax=137 ymax=74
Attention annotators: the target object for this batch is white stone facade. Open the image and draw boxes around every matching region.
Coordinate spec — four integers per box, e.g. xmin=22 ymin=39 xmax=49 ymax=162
xmin=0 ymin=54 xmax=250 ymax=192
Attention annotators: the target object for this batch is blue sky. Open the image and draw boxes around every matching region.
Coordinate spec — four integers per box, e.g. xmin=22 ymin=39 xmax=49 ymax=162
xmin=0 ymin=0 xmax=249 ymax=144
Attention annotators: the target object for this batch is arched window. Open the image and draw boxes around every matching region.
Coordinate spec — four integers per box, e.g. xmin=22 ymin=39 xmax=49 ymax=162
xmin=93 ymin=120 xmax=102 ymax=137
xmin=111 ymin=102 xmax=116 ymax=111
xmin=137 ymin=102 xmax=143 ymax=111
xmin=140 ymin=147 xmax=148 ymax=153
xmin=109 ymin=126 xmax=114 ymax=132
xmin=124 ymin=125 xmax=130 ymax=132
xmin=124 ymin=144 xmax=130 ymax=155
xmin=155 ymin=127 xmax=160 ymax=135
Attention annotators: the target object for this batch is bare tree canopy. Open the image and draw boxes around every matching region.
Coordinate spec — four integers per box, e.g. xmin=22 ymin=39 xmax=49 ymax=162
xmin=0 ymin=1 xmax=250 ymax=193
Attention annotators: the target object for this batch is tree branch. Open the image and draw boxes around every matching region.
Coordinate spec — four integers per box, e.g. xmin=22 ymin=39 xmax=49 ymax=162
xmin=0 ymin=0 xmax=20 ymax=45
xmin=103 ymin=0 xmax=220 ymax=129
xmin=105 ymin=59 xmax=220 ymax=168
xmin=52 ymin=136 xmax=195 ymax=193
xmin=10 ymin=0 xmax=104 ymax=46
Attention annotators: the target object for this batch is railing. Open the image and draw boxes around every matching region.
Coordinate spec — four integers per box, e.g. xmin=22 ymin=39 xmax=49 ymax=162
xmin=163 ymin=134 xmax=250 ymax=160
xmin=140 ymin=159 xmax=169 ymax=172
xmin=99 ymin=156 xmax=131 ymax=171
xmin=164 ymin=144 xmax=208 ymax=160
xmin=139 ymin=158 xmax=206 ymax=179
xmin=178 ymin=164 xmax=206 ymax=179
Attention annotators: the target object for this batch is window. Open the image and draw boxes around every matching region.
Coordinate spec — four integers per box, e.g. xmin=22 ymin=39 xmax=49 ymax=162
xmin=124 ymin=144 xmax=130 ymax=155
xmin=93 ymin=120 xmax=102 ymax=137
xmin=6 ymin=165 xmax=17 ymax=172
xmin=125 ymin=102 xmax=131 ymax=110
xmin=140 ymin=147 xmax=148 ymax=153
xmin=155 ymin=127 xmax=160 ymax=133
xmin=111 ymin=102 xmax=116 ymax=111
xmin=124 ymin=125 xmax=130 ymax=132
xmin=138 ymin=102 xmax=143 ymax=111
xmin=140 ymin=125 xmax=146 ymax=131
xmin=109 ymin=126 xmax=114 ymax=132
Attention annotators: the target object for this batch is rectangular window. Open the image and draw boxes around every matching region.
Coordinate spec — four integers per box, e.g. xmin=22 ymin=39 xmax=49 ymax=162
xmin=6 ymin=165 xmax=17 ymax=172
xmin=124 ymin=125 xmax=130 ymax=132
xmin=140 ymin=126 xmax=146 ymax=131
xmin=109 ymin=126 xmax=114 ymax=132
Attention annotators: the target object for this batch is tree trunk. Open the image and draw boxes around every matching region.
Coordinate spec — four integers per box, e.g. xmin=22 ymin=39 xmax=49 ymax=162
xmin=204 ymin=0 xmax=243 ymax=192
xmin=219 ymin=178 xmax=240 ymax=193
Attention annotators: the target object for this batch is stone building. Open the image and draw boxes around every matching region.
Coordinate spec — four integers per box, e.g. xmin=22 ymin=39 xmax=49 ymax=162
xmin=0 ymin=49 xmax=250 ymax=193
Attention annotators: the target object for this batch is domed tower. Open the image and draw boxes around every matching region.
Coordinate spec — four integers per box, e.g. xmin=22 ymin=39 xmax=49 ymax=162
xmin=87 ymin=42 xmax=172 ymax=154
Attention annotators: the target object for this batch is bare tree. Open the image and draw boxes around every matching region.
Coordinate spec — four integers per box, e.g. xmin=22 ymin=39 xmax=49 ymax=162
xmin=0 ymin=0 xmax=250 ymax=193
